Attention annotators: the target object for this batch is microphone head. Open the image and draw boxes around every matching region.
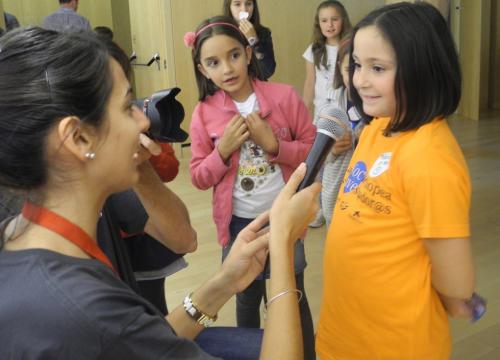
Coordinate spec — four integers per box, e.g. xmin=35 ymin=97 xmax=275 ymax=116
xmin=316 ymin=106 xmax=350 ymax=140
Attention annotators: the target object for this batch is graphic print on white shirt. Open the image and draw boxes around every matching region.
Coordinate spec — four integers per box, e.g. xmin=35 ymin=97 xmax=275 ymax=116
xmin=231 ymin=93 xmax=285 ymax=218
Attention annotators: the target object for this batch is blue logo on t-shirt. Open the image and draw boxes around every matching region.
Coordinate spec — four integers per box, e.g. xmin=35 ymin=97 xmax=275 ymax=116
xmin=344 ymin=161 xmax=367 ymax=193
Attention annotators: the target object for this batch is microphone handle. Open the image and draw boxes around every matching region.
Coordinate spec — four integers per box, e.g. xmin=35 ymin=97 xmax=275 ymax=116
xmin=297 ymin=135 xmax=335 ymax=191
xmin=263 ymin=135 xmax=335 ymax=280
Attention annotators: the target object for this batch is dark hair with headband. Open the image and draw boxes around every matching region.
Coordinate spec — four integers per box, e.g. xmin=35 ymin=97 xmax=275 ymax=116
xmin=190 ymin=16 xmax=264 ymax=101
xmin=0 ymin=27 xmax=113 ymax=191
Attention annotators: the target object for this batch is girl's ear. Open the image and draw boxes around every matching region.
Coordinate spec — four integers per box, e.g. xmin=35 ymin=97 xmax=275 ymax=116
xmin=57 ymin=116 xmax=96 ymax=162
xmin=245 ymin=45 xmax=252 ymax=65
xmin=197 ymin=63 xmax=210 ymax=79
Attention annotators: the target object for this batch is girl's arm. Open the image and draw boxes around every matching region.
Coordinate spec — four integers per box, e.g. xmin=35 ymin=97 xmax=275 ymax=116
xmin=423 ymin=236 xmax=475 ymax=299
xmin=189 ymin=107 xmax=233 ymax=190
xmin=302 ymin=60 xmax=315 ymax=112
xmin=134 ymin=161 xmax=197 ymax=254
xmin=269 ymin=87 xmax=316 ymax=168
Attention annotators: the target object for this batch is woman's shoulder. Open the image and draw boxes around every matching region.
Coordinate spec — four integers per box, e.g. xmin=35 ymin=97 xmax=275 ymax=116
xmin=0 ymin=250 xmax=204 ymax=358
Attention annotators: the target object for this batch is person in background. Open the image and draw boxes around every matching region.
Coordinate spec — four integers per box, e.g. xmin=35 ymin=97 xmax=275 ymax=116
xmin=302 ymin=0 xmax=352 ymax=228
xmin=42 ymin=0 xmax=91 ymax=32
xmin=316 ymin=3 xmax=477 ymax=359
xmin=94 ymin=25 xmax=114 ymax=41
xmin=187 ymin=16 xmax=316 ymax=359
xmin=0 ymin=26 xmax=319 ymax=360
xmin=223 ymin=0 xmax=276 ymax=79
xmin=4 ymin=12 xmax=20 ymax=31
xmin=320 ymin=34 xmax=364 ymax=226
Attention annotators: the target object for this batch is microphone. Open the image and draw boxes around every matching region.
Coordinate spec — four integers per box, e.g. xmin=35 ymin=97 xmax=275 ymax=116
xmin=298 ymin=107 xmax=349 ymax=191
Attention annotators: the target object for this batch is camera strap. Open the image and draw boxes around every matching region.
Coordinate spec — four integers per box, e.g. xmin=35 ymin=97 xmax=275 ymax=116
xmin=21 ymin=201 xmax=116 ymax=274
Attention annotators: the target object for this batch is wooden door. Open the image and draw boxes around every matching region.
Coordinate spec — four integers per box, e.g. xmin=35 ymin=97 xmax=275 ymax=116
xmin=128 ymin=0 xmax=171 ymax=98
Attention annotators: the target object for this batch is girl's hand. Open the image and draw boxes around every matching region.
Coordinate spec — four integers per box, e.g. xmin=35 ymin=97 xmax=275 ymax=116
xmin=220 ymin=212 xmax=270 ymax=293
xmin=438 ymin=293 xmax=474 ymax=319
xmin=239 ymin=19 xmax=257 ymax=41
xmin=270 ymin=163 xmax=321 ymax=244
xmin=217 ymin=115 xmax=249 ymax=162
xmin=331 ymin=131 xmax=353 ymax=156
xmin=246 ymin=112 xmax=279 ymax=155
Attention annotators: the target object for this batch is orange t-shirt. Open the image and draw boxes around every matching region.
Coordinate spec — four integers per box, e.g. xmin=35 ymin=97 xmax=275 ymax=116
xmin=316 ymin=117 xmax=471 ymax=360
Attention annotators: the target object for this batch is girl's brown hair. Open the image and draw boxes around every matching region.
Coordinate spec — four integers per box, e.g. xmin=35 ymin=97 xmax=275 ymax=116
xmin=191 ymin=16 xmax=264 ymax=101
xmin=333 ymin=33 xmax=352 ymax=89
xmin=311 ymin=1 xmax=352 ymax=70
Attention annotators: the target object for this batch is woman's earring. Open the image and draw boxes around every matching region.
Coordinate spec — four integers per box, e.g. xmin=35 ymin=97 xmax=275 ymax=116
xmin=85 ymin=152 xmax=96 ymax=160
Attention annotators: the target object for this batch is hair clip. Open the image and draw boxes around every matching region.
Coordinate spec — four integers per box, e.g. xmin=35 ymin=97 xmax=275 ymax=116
xmin=184 ymin=22 xmax=244 ymax=50
xmin=183 ymin=32 xmax=196 ymax=49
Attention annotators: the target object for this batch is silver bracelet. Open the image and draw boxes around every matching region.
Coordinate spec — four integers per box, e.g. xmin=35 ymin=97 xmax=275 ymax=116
xmin=265 ymin=289 xmax=303 ymax=308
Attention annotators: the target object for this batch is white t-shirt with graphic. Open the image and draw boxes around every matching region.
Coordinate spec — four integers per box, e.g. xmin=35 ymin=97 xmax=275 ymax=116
xmin=232 ymin=93 xmax=285 ymax=218
xmin=303 ymin=44 xmax=338 ymax=119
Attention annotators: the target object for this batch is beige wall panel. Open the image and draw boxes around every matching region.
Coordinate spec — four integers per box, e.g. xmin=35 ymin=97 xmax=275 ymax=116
xmin=111 ymin=0 xmax=133 ymax=56
xmin=129 ymin=0 xmax=170 ymax=98
xmin=78 ymin=0 xmax=113 ymax=28
xmin=169 ymin=0 xmax=221 ymax=142
xmin=478 ymin=0 xmax=491 ymax=111
xmin=490 ymin=0 xmax=500 ymax=108
xmin=3 ymin=0 xmax=56 ymax=26
xmin=0 ymin=0 xmax=5 ymax=29
xmin=459 ymin=0 xmax=491 ymax=120
xmin=3 ymin=0 xmax=111 ymax=28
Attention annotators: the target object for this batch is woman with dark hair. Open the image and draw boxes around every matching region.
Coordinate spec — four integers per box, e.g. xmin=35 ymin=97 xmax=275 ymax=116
xmin=222 ymin=0 xmax=276 ymax=79
xmin=0 ymin=27 xmax=319 ymax=360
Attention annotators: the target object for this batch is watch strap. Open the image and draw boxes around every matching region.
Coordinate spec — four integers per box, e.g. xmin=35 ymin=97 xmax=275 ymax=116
xmin=183 ymin=293 xmax=217 ymax=327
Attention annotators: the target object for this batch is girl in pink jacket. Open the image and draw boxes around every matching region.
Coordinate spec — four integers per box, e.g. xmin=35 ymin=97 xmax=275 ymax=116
xmin=186 ymin=16 xmax=317 ymax=359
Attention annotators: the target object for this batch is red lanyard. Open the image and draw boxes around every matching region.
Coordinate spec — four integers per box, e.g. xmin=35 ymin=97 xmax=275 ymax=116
xmin=22 ymin=201 xmax=115 ymax=273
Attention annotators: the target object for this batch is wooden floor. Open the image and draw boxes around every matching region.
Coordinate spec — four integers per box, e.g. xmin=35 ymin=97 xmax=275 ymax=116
xmin=165 ymin=112 xmax=500 ymax=359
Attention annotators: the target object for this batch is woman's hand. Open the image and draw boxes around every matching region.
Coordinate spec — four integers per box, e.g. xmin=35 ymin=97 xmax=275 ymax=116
xmin=220 ymin=212 xmax=270 ymax=294
xmin=246 ymin=112 xmax=279 ymax=155
xmin=217 ymin=115 xmax=249 ymax=162
xmin=134 ymin=133 xmax=162 ymax=164
xmin=270 ymin=163 xmax=321 ymax=243
xmin=239 ymin=19 xmax=257 ymax=41
xmin=331 ymin=131 xmax=353 ymax=156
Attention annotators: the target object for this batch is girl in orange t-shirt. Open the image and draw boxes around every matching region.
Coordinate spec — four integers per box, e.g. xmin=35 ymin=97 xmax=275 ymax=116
xmin=316 ymin=3 xmax=481 ymax=359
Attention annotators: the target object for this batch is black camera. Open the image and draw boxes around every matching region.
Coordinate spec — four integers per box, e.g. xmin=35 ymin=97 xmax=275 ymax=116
xmin=134 ymin=87 xmax=188 ymax=143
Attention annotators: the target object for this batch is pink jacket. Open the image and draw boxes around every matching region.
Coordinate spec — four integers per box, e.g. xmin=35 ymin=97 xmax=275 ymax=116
xmin=189 ymin=79 xmax=316 ymax=246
